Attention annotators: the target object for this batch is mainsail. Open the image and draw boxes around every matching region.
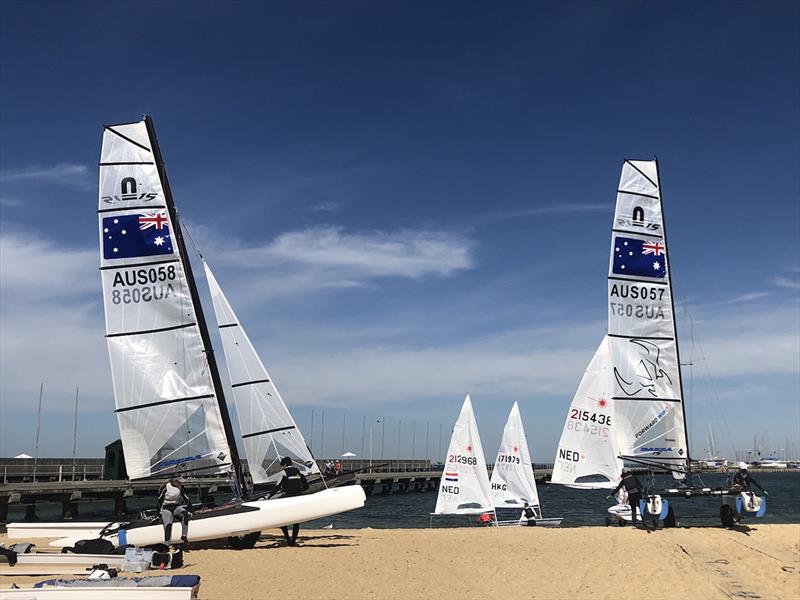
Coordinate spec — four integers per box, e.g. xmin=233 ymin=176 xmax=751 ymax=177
xmin=434 ymin=395 xmax=493 ymax=515
xmin=552 ymin=160 xmax=688 ymax=489
xmin=98 ymin=118 xmax=238 ymax=480
xmin=490 ymin=402 xmax=540 ymax=508
xmin=204 ymin=263 xmax=319 ymax=484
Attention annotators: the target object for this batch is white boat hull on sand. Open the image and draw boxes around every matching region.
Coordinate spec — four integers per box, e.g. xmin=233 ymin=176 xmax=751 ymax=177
xmin=0 ymin=588 xmax=194 ymax=599
xmin=607 ymin=503 xmax=641 ymax=523
xmin=7 ymin=523 xmax=114 ymax=540
xmin=34 ymin=487 xmax=365 ymax=549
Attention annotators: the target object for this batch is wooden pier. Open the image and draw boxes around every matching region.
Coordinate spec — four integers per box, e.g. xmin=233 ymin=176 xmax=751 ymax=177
xmin=0 ymin=458 xmax=555 ymax=523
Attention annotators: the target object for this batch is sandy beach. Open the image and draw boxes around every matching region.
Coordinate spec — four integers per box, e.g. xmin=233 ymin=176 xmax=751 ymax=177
xmin=2 ymin=524 xmax=798 ymax=599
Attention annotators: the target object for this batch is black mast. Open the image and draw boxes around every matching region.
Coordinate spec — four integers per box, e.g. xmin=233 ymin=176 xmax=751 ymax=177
xmin=655 ymin=157 xmax=693 ymax=479
xmin=143 ymin=115 xmax=244 ymax=491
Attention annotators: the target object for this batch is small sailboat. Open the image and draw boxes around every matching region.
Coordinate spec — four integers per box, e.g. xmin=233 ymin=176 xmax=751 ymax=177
xmin=432 ymin=395 xmax=494 ymax=521
xmin=550 ymin=159 xmax=765 ymax=527
xmin=490 ymin=403 xmax=562 ymax=526
xmin=12 ymin=116 xmax=365 ymax=549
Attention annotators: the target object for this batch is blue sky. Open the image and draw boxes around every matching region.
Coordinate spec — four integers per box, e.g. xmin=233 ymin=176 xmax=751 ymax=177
xmin=1 ymin=1 xmax=798 ymax=462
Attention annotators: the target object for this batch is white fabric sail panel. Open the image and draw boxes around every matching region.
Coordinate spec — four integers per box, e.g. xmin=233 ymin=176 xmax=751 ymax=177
xmin=608 ymin=160 xmax=687 ymax=476
xmin=98 ymin=120 xmax=233 ymax=480
xmin=204 ymin=263 xmax=318 ymax=485
xmin=552 ymin=338 xmax=622 ymax=488
xmin=434 ymin=395 xmax=494 ymax=514
xmin=491 ymin=402 xmax=540 ymax=508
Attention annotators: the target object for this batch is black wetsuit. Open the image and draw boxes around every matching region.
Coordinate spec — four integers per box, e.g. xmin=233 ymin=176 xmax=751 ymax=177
xmin=733 ymin=471 xmax=765 ymax=493
xmin=611 ymin=473 xmax=643 ymax=523
xmin=268 ymin=466 xmax=309 ymax=545
xmin=523 ymin=506 xmax=536 ymax=526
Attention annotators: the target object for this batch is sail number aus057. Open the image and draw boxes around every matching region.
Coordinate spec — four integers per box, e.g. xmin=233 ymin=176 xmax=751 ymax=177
xmin=110 ymin=265 xmax=178 ymax=305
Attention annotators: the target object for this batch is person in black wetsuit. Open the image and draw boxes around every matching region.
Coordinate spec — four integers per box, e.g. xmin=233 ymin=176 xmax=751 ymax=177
xmin=268 ymin=457 xmax=309 ymax=546
xmin=733 ymin=463 xmax=768 ymax=495
xmin=608 ymin=469 xmax=645 ymax=527
xmin=522 ymin=501 xmax=536 ymax=527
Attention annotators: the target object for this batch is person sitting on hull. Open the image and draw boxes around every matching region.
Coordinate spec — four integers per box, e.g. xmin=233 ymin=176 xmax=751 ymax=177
xmin=607 ymin=469 xmax=647 ymax=528
xmin=733 ymin=463 xmax=768 ymax=496
xmin=158 ymin=476 xmax=191 ymax=545
xmin=268 ymin=456 xmax=309 ymax=546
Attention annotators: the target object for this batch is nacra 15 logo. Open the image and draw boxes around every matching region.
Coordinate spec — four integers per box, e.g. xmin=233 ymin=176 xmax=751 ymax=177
xmin=102 ymin=177 xmax=159 ymax=204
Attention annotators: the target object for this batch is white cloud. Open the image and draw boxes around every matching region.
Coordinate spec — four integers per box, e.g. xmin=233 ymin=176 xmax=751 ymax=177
xmin=0 ymin=163 xmax=92 ymax=190
xmin=771 ymin=276 xmax=800 ymax=290
xmin=0 ymin=231 xmax=108 ymax=411
xmin=195 ymin=225 xmax=475 ymax=296
xmin=262 ymin=226 xmax=472 ymax=277
xmin=480 ymin=203 xmax=610 ymax=224
xmin=0 ymin=197 xmax=22 ymax=208
xmin=308 ymin=201 xmax=342 ymax=213
xmin=0 ymin=232 xmax=97 ymax=300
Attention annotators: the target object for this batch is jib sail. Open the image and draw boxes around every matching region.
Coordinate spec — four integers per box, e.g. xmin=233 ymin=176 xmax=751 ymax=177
xmin=204 ymin=262 xmax=319 ymax=484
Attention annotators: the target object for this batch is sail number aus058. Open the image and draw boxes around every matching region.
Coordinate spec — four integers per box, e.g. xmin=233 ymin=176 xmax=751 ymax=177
xmin=110 ymin=265 xmax=178 ymax=305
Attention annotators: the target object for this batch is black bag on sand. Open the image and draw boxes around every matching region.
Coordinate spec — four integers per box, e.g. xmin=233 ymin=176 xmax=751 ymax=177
xmin=152 ymin=547 xmax=184 ymax=569
xmin=67 ymin=538 xmax=116 ymax=555
xmin=0 ymin=546 xmax=18 ymax=566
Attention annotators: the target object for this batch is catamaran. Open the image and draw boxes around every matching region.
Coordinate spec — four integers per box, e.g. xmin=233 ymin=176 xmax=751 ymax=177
xmin=550 ymin=159 xmax=766 ymax=527
xmin=432 ymin=395 xmax=494 ymax=522
xmin=490 ymin=403 xmax=562 ymax=526
xmin=9 ymin=116 xmax=365 ymax=549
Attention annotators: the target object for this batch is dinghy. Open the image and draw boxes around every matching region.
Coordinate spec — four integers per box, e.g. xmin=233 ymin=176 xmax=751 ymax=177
xmin=432 ymin=395 xmax=495 ymax=522
xmin=550 ymin=159 xmax=764 ymax=527
xmin=490 ymin=403 xmax=561 ymax=526
xmin=9 ymin=116 xmax=364 ymax=549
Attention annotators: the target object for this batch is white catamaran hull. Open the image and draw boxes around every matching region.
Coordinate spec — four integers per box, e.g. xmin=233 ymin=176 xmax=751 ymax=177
xmin=7 ymin=523 xmax=118 ymax=540
xmin=43 ymin=487 xmax=364 ymax=549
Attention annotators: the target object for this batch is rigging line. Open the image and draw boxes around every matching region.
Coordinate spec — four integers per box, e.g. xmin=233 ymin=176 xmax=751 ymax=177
xmin=181 ymin=218 xmax=204 ymax=260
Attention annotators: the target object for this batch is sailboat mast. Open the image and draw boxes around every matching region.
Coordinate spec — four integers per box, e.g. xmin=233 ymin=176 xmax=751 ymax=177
xmin=654 ymin=157 xmax=692 ymax=474
xmin=142 ymin=115 xmax=244 ymax=489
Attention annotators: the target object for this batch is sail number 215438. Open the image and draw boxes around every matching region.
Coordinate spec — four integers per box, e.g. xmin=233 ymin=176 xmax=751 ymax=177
xmin=569 ymin=409 xmax=611 ymax=425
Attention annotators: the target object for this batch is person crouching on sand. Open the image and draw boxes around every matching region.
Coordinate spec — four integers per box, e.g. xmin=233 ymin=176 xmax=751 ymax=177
xmin=268 ymin=456 xmax=309 ymax=546
xmin=158 ymin=476 xmax=191 ymax=545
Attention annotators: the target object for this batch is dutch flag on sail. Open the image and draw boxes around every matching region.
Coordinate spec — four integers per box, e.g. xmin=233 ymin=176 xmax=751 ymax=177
xmin=102 ymin=212 xmax=174 ymax=259
xmin=611 ymin=236 xmax=667 ymax=279
xmin=445 ymin=472 xmax=459 ymax=482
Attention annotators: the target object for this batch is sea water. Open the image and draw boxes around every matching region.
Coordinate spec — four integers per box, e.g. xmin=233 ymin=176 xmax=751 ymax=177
xmin=5 ymin=472 xmax=798 ymax=529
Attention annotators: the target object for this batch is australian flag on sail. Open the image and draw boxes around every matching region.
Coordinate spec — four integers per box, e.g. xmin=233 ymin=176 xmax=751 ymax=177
xmin=611 ymin=236 xmax=667 ymax=279
xmin=102 ymin=212 xmax=174 ymax=259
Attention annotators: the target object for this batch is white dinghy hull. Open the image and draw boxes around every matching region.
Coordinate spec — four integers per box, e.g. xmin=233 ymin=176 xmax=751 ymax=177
xmin=47 ymin=486 xmax=365 ymax=549
xmin=0 ymin=588 xmax=194 ymax=599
